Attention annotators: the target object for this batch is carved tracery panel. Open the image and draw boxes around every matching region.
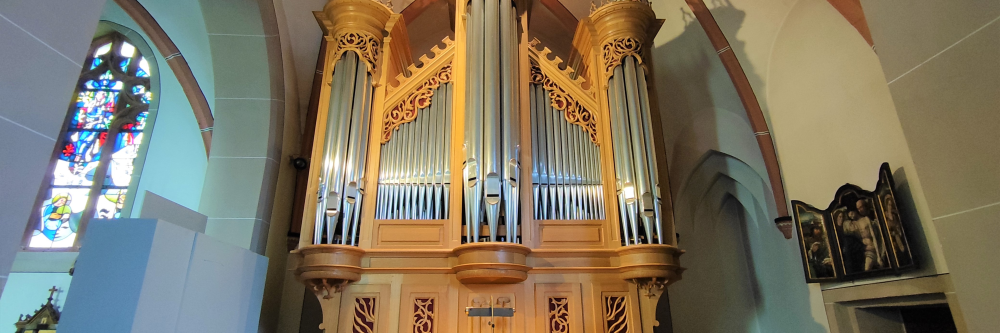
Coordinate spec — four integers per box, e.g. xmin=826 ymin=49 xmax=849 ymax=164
xmin=530 ymin=64 xmax=599 ymax=144
xmin=547 ymin=297 xmax=570 ymax=333
xmin=603 ymin=296 xmax=629 ymax=333
xmin=601 ymin=37 xmax=643 ymax=81
xmin=413 ymin=297 xmax=435 ymax=333
xmin=331 ymin=31 xmax=382 ymax=77
xmin=353 ymin=297 xmax=378 ymax=333
xmin=382 ymin=64 xmax=453 ymax=143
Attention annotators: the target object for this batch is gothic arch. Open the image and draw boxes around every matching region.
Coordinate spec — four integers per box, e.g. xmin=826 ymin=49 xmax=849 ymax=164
xmin=112 ymin=0 xmax=214 ymax=154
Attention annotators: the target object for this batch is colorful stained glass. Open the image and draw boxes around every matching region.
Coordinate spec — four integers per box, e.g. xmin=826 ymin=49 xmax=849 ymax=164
xmin=84 ymin=75 xmax=124 ymax=91
xmin=71 ymin=91 xmax=117 ymax=130
xmin=29 ymin=35 xmax=155 ymax=249
xmin=60 ymin=130 xmax=105 ymax=162
xmin=119 ymin=58 xmax=132 ymax=72
xmin=137 ymin=58 xmax=150 ymax=78
xmin=90 ymin=43 xmax=111 ymax=70
xmin=103 ymin=132 xmax=143 ymax=187
xmin=94 ymin=43 xmax=112 ymax=56
xmin=120 ymin=42 xmax=135 ymax=57
xmin=29 ymin=188 xmax=90 ymax=248
xmin=93 ymin=189 xmax=127 ymax=219
xmin=51 ymin=160 xmax=98 ymax=187
xmin=133 ymin=111 xmax=149 ymax=130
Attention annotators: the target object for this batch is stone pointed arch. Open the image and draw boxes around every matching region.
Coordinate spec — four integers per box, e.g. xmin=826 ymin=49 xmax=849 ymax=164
xmin=113 ymin=0 xmax=214 ymax=155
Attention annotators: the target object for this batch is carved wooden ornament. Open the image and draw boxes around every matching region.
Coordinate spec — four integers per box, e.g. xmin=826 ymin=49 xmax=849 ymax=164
xmin=381 ymin=64 xmax=453 ymax=144
xmin=530 ymin=64 xmax=600 ymax=144
xmin=601 ymin=37 xmax=644 ymax=81
xmin=331 ymin=31 xmax=382 ymax=78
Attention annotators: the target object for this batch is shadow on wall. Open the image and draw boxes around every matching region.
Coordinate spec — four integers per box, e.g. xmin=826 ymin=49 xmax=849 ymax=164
xmin=651 ymin=3 xmax=826 ymax=333
xmin=890 ymin=167 xmax=935 ymax=275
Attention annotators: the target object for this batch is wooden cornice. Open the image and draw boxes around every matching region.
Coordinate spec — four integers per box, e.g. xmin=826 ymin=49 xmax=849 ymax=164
xmin=527 ymin=41 xmax=598 ymax=114
xmin=384 ymin=36 xmax=455 ymax=106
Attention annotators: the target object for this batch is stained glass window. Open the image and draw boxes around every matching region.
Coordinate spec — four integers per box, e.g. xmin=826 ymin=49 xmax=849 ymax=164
xmin=28 ymin=34 xmax=154 ymax=249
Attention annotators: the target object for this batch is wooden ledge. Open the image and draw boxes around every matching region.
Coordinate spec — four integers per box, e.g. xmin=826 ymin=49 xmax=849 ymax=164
xmin=290 ymin=243 xmax=686 ymax=285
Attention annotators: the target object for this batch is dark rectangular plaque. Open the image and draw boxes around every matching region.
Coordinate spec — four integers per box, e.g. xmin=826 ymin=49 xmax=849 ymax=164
xmin=492 ymin=308 xmax=515 ymax=317
xmin=466 ymin=307 xmax=492 ymax=317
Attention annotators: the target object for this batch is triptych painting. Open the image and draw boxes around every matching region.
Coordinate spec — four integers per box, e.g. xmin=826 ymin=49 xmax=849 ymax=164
xmin=792 ymin=163 xmax=915 ymax=283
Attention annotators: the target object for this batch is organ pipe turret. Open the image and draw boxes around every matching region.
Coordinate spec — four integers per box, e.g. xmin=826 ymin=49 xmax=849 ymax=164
xmin=463 ymin=0 xmax=521 ymax=243
xmin=591 ymin=0 xmax=673 ymax=247
xmin=303 ymin=0 xmax=392 ymax=247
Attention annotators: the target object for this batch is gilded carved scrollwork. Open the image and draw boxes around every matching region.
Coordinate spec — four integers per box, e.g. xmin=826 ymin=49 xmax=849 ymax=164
xmin=331 ymin=31 xmax=382 ymax=77
xmin=381 ymin=63 xmax=453 ymax=143
xmin=412 ymin=298 xmax=434 ymax=333
xmin=354 ymin=297 xmax=378 ymax=333
xmin=530 ymin=64 xmax=600 ymax=144
xmin=603 ymin=296 xmax=629 ymax=333
xmin=548 ymin=297 xmax=570 ymax=333
xmin=601 ymin=37 xmax=643 ymax=81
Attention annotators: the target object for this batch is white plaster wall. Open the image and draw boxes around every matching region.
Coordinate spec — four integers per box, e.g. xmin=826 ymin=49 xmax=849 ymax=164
xmin=0 ymin=0 xmax=107 ymax=296
xmin=58 ymin=219 xmax=268 ymax=333
xmin=765 ymin=0 xmax=946 ymax=281
xmin=137 ymin=0 xmax=215 ymax=113
xmin=860 ymin=2 xmax=1000 ymax=331
xmin=648 ymin=0 xmax=830 ymax=329
xmin=649 ymin=0 xmax=947 ymax=331
xmin=649 ymin=0 xmax=828 ymax=330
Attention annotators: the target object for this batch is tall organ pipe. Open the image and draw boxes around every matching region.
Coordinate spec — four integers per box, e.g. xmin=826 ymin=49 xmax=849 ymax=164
xmin=464 ymin=0 xmax=520 ymax=243
xmin=608 ymin=55 xmax=663 ymax=245
xmin=313 ymin=52 xmax=373 ymax=246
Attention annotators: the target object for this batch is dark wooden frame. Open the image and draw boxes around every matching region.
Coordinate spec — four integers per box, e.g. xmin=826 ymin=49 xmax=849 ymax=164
xmin=791 ymin=201 xmax=840 ymax=282
xmin=791 ymin=163 xmax=917 ymax=283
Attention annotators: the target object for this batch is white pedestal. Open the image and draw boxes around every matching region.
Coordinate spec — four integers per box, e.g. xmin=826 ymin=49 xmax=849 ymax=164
xmin=59 ymin=219 xmax=267 ymax=333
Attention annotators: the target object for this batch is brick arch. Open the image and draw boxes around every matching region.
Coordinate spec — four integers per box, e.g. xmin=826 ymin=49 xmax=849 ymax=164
xmin=826 ymin=0 xmax=874 ymax=47
xmin=684 ymin=0 xmax=790 ymax=218
xmin=112 ymin=0 xmax=215 ymax=154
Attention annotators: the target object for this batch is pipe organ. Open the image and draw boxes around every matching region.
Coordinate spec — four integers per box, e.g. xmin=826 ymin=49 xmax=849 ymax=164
xmin=314 ymin=51 xmax=374 ymax=246
xmin=376 ymin=71 xmax=453 ymax=220
xmin=529 ymin=64 xmax=606 ymax=221
xmin=294 ymin=0 xmax=684 ymax=331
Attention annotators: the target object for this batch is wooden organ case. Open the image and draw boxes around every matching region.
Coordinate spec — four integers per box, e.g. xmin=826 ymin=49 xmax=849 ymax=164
xmin=292 ymin=0 xmax=685 ymax=331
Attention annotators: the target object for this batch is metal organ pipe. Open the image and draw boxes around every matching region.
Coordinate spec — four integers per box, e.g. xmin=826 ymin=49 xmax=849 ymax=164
xmin=529 ymin=82 xmax=605 ymax=221
xmin=375 ymin=83 xmax=453 ymax=220
xmin=633 ymin=58 xmax=662 ymax=241
xmin=464 ymin=0 xmax=520 ymax=243
xmin=608 ymin=55 xmax=664 ymax=245
xmin=313 ymin=52 xmax=373 ymax=246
